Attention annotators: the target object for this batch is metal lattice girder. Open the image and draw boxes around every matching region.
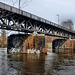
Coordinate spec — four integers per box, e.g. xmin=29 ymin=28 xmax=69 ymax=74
xmin=0 ymin=2 xmax=75 ymax=39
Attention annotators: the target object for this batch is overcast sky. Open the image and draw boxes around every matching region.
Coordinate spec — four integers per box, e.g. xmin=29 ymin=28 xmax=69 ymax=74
xmin=0 ymin=0 xmax=75 ymax=29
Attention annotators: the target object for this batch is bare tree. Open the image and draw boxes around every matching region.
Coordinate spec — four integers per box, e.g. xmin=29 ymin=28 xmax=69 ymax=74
xmin=3 ymin=0 xmax=32 ymax=9
xmin=20 ymin=0 xmax=32 ymax=9
xmin=11 ymin=0 xmax=17 ymax=6
xmin=0 ymin=29 xmax=7 ymax=47
xmin=61 ymin=19 xmax=74 ymax=30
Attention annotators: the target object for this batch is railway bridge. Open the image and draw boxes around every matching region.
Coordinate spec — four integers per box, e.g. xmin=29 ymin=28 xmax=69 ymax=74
xmin=0 ymin=2 xmax=75 ymax=53
xmin=0 ymin=2 xmax=75 ymax=38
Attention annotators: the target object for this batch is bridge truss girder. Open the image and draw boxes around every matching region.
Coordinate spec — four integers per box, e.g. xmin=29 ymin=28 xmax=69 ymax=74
xmin=0 ymin=8 xmax=75 ymax=39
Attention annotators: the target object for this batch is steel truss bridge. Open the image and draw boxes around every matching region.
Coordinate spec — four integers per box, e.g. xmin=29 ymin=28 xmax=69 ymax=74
xmin=0 ymin=2 xmax=75 ymax=39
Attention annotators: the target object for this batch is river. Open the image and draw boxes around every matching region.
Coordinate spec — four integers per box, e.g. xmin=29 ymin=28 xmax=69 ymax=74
xmin=0 ymin=48 xmax=75 ymax=75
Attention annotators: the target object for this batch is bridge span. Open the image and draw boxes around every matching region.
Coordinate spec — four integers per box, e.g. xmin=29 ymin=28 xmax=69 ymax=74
xmin=0 ymin=2 xmax=75 ymax=38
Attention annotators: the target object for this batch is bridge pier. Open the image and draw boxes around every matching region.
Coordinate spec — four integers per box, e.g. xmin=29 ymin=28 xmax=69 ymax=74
xmin=52 ymin=39 xmax=75 ymax=53
xmin=7 ymin=33 xmax=57 ymax=54
xmin=21 ymin=33 xmax=45 ymax=53
xmin=7 ymin=33 xmax=45 ymax=53
xmin=7 ymin=33 xmax=75 ymax=54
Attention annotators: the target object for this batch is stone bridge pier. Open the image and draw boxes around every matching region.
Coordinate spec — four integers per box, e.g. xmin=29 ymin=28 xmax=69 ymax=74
xmin=7 ymin=33 xmax=75 ymax=54
xmin=7 ymin=34 xmax=45 ymax=53
xmin=52 ymin=39 xmax=75 ymax=53
xmin=7 ymin=33 xmax=57 ymax=53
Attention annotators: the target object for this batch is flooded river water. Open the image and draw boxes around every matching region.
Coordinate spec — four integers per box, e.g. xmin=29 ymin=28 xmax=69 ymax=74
xmin=0 ymin=48 xmax=75 ymax=75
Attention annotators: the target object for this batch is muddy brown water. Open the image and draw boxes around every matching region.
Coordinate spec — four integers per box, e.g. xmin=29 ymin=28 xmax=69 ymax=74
xmin=0 ymin=48 xmax=75 ymax=75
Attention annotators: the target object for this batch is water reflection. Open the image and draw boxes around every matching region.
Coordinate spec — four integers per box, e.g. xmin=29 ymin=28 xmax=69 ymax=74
xmin=62 ymin=49 xmax=74 ymax=54
xmin=0 ymin=49 xmax=75 ymax=75
xmin=8 ymin=54 xmax=46 ymax=75
xmin=0 ymin=48 xmax=7 ymax=75
xmin=45 ymin=54 xmax=75 ymax=75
